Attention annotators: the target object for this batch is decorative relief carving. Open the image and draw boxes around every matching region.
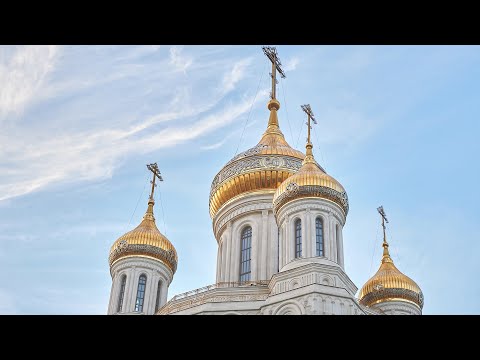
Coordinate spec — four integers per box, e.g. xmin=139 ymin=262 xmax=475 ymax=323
xmin=160 ymin=291 xmax=269 ymax=314
xmin=360 ymin=288 xmax=424 ymax=308
xmin=210 ymin=154 xmax=303 ymax=197
xmin=109 ymin=244 xmax=178 ymax=273
xmin=274 ymin=184 xmax=349 ymax=216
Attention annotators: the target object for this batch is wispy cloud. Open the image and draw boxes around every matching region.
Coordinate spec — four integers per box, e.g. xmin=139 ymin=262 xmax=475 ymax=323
xmin=0 ymin=45 xmax=59 ymax=118
xmin=0 ymin=48 xmax=259 ymax=202
xmin=200 ymin=139 xmax=228 ymax=151
xmin=169 ymin=46 xmax=193 ymax=74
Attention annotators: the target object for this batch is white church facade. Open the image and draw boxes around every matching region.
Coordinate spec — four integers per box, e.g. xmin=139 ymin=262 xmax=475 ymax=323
xmin=106 ymin=47 xmax=424 ymax=315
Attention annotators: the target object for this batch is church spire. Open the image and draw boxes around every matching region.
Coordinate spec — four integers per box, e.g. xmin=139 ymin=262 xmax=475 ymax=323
xmin=300 ymin=104 xmax=317 ymax=164
xmin=377 ymin=205 xmax=393 ymax=264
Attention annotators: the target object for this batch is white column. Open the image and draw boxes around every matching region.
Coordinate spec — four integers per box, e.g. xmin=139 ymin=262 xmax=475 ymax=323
xmin=338 ymin=225 xmax=345 ymax=269
xmin=216 ymin=242 xmax=222 ymax=283
xmin=305 ymin=209 xmax=312 ymax=258
xmin=161 ymin=280 xmax=168 ymax=305
xmin=332 ymin=219 xmax=338 ymax=264
xmin=251 ymin=218 xmax=258 ymax=281
xmin=269 ymin=214 xmax=278 ymax=277
xmin=221 ymin=238 xmax=227 ymax=282
xmin=260 ymin=210 xmax=268 ymax=279
xmin=227 ymin=223 xmax=240 ymax=282
xmin=326 ymin=214 xmax=333 ymax=261
xmin=291 ymin=217 xmax=296 ymax=262
xmin=278 ymin=221 xmax=284 ymax=271
xmin=107 ymin=274 xmax=119 ymax=314
xmin=224 ymin=223 xmax=232 ymax=282
xmin=124 ymin=267 xmax=137 ymax=313
xmin=142 ymin=271 xmax=152 ymax=314
xmin=230 ymin=235 xmax=238 ymax=282
xmin=149 ymin=275 xmax=159 ymax=314
xmin=301 ymin=213 xmax=307 ymax=258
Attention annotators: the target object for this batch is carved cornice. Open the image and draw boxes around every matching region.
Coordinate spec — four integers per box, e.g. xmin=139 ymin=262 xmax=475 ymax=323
xmin=274 ymin=184 xmax=349 ymax=216
xmin=360 ymin=288 xmax=424 ymax=309
xmin=111 ymin=258 xmax=173 ymax=283
xmin=159 ymin=287 xmax=269 ymax=315
xmin=109 ymin=242 xmax=177 ymax=274
xmin=210 ymin=149 xmax=303 ymax=198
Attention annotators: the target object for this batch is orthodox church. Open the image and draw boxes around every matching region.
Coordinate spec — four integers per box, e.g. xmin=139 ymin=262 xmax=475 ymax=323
xmin=106 ymin=47 xmax=424 ymax=315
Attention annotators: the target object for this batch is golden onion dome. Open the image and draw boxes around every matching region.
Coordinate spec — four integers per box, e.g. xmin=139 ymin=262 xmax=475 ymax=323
xmin=359 ymin=240 xmax=423 ymax=309
xmin=209 ymin=99 xmax=305 ymax=219
xmin=109 ymin=198 xmax=178 ymax=274
xmin=273 ymin=139 xmax=349 ymax=216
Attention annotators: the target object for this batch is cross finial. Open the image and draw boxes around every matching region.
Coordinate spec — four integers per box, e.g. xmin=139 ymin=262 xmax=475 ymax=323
xmin=262 ymin=46 xmax=286 ymax=100
xmin=301 ymin=104 xmax=317 ymax=145
xmin=377 ymin=206 xmax=392 ymax=262
xmin=146 ymin=163 xmax=163 ymax=202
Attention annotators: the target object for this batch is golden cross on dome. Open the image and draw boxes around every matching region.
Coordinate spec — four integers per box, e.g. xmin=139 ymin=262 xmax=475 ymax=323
xmin=146 ymin=162 xmax=163 ymax=201
xmin=301 ymin=104 xmax=317 ymax=144
xmin=262 ymin=46 xmax=286 ymax=100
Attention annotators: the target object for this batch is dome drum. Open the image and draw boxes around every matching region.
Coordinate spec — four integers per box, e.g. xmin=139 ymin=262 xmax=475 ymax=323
xmin=273 ymin=183 xmax=349 ymax=216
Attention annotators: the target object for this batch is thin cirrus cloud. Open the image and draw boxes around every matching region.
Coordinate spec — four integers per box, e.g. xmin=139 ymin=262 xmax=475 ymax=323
xmin=0 ymin=46 xmax=261 ymax=202
xmin=0 ymin=45 xmax=59 ymax=118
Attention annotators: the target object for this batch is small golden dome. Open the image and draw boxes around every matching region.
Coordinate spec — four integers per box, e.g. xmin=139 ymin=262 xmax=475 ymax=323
xmin=209 ymin=99 xmax=305 ymax=219
xmin=273 ymin=140 xmax=349 ymax=216
xmin=359 ymin=240 xmax=423 ymax=309
xmin=109 ymin=199 xmax=178 ymax=274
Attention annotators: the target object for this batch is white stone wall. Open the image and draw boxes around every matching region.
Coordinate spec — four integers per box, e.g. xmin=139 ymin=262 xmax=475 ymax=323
xmin=370 ymin=300 xmax=422 ymax=315
xmin=276 ymin=197 xmax=346 ymax=269
xmin=108 ymin=257 xmax=173 ymax=315
xmin=213 ymin=192 xmax=280 ymax=282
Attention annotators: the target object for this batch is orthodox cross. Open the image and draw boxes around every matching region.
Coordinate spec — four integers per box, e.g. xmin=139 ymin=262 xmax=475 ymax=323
xmin=377 ymin=206 xmax=389 ymax=243
xmin=262 ymin=46 xmax=286 ymax=100
xmin=301 ymin=104 xmax=317 ymax=143
xmin=146 ymin=163 xmax=163 ymax=201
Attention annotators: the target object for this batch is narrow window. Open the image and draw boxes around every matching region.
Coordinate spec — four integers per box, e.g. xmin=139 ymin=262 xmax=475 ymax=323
xmin=117 ymin=274 xmax=127 ymax=313
xmin=240 ymin=226 xmax=252 ymax=282
xmin=154 ymin=280 xmax=162 ymax=313
xmin=134 ymin=274 xmax=147 ymax=312
xmin=295 ymin=219 xmax=302 ymax=258
xmin=316 ymin=217 xmax=324 ymax=257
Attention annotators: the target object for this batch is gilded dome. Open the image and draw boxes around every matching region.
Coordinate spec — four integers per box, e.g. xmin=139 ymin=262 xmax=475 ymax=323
xmin=209 ymin=99 xmax=305 ymax=219
xmin=359 ymin=241 xmax=423 ymax=309
xmin=273 ymin=141 xmax=349 ymax=216
xmin=109 ymin=199 xmax=178 ymax=274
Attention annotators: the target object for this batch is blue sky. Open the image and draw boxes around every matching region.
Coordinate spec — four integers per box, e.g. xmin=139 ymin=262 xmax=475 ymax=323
xmin=0 ymin=45 xmax=479 ymax=314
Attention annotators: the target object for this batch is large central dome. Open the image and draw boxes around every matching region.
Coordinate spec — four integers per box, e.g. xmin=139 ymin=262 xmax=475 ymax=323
xmin=209 ymin=99 xmax=305 ymax=219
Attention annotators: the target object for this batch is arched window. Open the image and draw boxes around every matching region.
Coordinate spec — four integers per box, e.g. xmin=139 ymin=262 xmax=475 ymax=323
xmin=240 ymin=226 xmax=252 ymax=282
xmin=316 ymin=217 xmax=324 ymax=257
xmin=117 ymin=274 xmax=127 ymax=313
xmin=154 ymin=280 xmax=162 ymax=313
xmin=134 ymin=274 xmax=147 ymax=312
xmin=295 ymin=219 xmax=302 ymax=258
